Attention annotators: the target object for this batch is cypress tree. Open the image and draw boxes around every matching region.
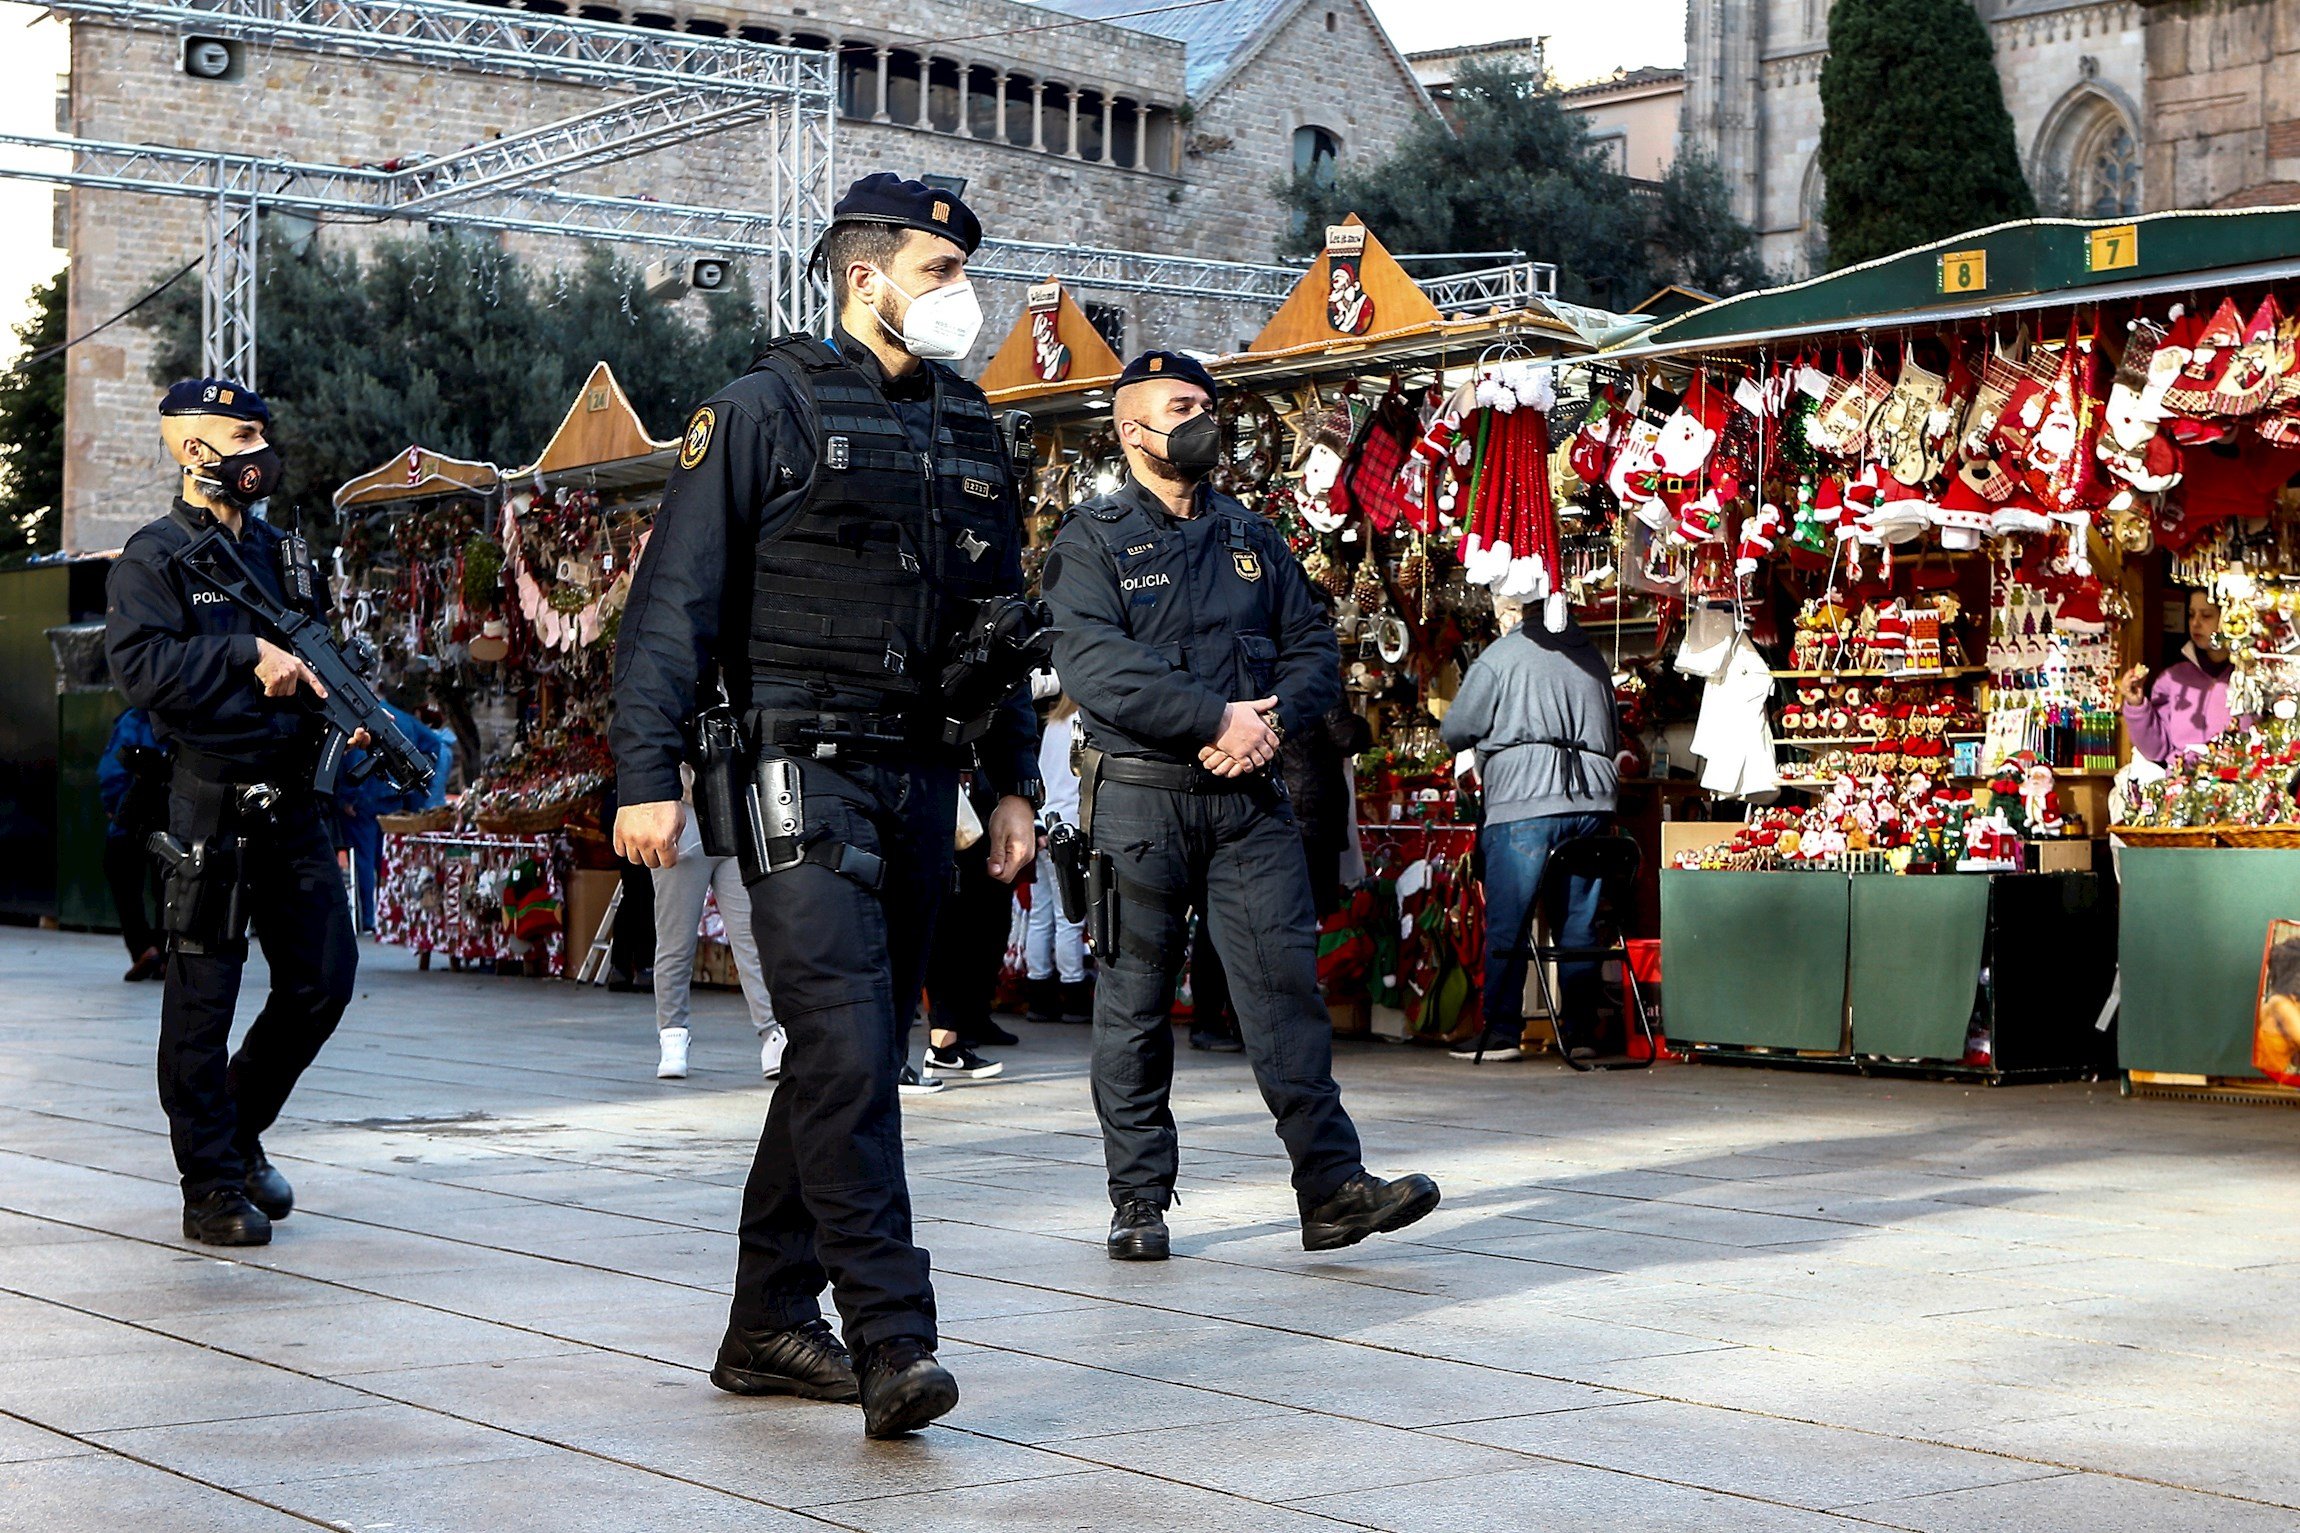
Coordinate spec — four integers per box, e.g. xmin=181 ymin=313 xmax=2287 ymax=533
xmin=0 ymin=269 xmax=67 ymax=564
xmin=1817 ymin=0 xmax=2036 ymax=270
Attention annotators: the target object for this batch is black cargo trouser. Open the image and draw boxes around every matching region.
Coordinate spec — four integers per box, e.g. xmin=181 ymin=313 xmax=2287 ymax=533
xmin=1089 ymin=776 xmax=1363 ymax=1214
xmin=157 ymin=784 xmax=357 ymax=1202
xmin=731 ymin=756 xmax=955 ymax=1354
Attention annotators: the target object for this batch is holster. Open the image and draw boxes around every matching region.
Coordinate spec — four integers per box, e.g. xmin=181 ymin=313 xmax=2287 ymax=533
xmin=730 ymin=743 xmax=886 ymax=894
xmin=148 ymin=773 xmax=252 ymax=958
xmin=691 ymin=705 xmax=747 ymax=860
xmin=1045 ymin=819 xmax=1090 ymax=925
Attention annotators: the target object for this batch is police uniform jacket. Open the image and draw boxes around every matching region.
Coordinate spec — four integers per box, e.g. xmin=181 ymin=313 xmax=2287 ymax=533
xmin=105 ymin=499 xmax=317 ymax=778
xmin=1043 ymin=474 xmax=1340 ymax=767
xmin=610 ymin=327 xmax=1038 ymax=808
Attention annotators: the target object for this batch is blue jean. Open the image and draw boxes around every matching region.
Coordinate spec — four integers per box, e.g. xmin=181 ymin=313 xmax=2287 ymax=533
xmin=1479 ymin=813 xmax=1611 ymax=1033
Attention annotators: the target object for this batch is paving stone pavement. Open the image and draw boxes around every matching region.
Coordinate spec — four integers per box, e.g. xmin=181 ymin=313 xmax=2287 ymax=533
xmin=1 ymin=925 xmax=2295 ymax=1531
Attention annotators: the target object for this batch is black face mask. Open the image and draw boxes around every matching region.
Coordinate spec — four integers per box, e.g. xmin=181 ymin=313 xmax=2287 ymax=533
xmin=1143 ymin=411 xmax=1223 ymax=480
xmin=196 ymin=440 xmax=284 ymax=508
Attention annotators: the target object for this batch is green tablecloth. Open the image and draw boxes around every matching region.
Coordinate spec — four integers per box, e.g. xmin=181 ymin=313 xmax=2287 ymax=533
xmin=1659 ymin=870 xmax=1848 ymax=1050
xmin=2119 ymin=848 xmax=2300 ymax=1078
xmin=1848 ymin=875 xmax=1990 ymax=1060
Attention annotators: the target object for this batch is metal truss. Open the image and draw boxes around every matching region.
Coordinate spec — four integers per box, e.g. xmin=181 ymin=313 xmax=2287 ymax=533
xmin=18 ymin=0 xmax=1563 ymax=383
xmin=1419 ymin=261 xmax=1561 ymax=314
xmin=389 ymin=89 xmax=778 ymax=210
xmin=37 ymin=0 xmax=836 ymax=374
xmin=200 ymin=164 xmax=258 ymax=381
xmin=45 ymin=0 xmax=814 ymax=97
xmin=972 ymin=237 xmax=1302 ymax=303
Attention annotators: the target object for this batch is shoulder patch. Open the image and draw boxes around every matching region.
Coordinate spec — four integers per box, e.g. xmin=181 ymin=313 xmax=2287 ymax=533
xmin=679 ymin=406 xmax=716 ymax=471
xmin=1040 ymin=550 xmax=1065 ymax=590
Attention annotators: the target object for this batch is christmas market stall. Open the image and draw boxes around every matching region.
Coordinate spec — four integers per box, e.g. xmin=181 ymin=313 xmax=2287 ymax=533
xmin=986 ymin=222 xmax=1691 ymax=1046
xmin=342 ymin=363 xmax=666 ymax=976
xmin=1602 ymin=207 xmax=2300 ymax=1084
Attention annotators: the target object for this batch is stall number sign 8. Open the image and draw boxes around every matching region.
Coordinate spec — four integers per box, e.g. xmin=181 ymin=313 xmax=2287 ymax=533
xmin=1937 ymin=249 xmax=1987 ymax=294
xmin=2087 ymin=225 xmax=2140 ymax=272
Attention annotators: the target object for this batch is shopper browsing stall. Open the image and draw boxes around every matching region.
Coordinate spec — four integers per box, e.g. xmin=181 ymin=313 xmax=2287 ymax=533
xmin=2122 ymin=589 xmax=2238 ymax=765
xmin=1439 ymin=594 xmax=1621 ymax=1061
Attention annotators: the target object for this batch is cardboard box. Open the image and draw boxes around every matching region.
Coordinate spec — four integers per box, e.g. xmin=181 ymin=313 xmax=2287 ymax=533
xmin=1327 ymin=995 xmax=1370 ymax=1037
xmin=1662 ymin=820 xmax=1745 ymax=862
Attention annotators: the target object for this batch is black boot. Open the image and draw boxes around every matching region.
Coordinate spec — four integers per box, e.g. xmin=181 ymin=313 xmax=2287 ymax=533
xmin=1057 ymin=977 xmax=1095 ymax=1024
xmin=242 ymin=1150 xmax=294 ymax=1221
xmin=857 ymin=1337 xmax=959 ymax=1438
xmin=1024 ymin=976 xmax=1061 ymax=1024
xmin=709 ymin=1319 xmax=860 ymax=1402
xmin=1300 ymin=1172 xmax=1441 ymax=1252
xmin=183 ymin=1190 xmax=271 ymax=1247
xmin=1106 ymin=1199 xmax=1170 ymax=1261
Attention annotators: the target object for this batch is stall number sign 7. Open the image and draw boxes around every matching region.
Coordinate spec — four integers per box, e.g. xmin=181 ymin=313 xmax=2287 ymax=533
xmin=2088 ymin=224 xmax=2139 ymax=272
xmin=1938 ymin=249 xmax=1987 ymax=294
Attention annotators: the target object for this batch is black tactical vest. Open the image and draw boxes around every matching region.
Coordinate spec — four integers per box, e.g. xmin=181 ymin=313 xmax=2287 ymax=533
xmin=745 ymin=338 xmax=1019 ymax=710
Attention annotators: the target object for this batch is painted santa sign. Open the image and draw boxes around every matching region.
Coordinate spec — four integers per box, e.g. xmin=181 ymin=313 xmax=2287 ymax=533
xmin=1324 ymin=224 xmax=1373 ymax=336
xmin=1028 ymin=281 xmax=1071 ymax=383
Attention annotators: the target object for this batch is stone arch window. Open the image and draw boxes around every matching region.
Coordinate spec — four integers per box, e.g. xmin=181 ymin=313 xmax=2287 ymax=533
xmin=2033 ymin=85 xmax=2142 ymax=217
xmin=1293 ymin=124 xmax=1341 ymax=185
xmin=1800 ymin=157 xmax=1828 ymax=275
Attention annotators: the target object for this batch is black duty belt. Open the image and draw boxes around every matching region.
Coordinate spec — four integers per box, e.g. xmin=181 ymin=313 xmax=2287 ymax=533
xmin=172 ymin=746 xmax=292 ymax=791
xmin=1094 ymin=755 xmax=1259 ymax=794
xmin=751 ymin=707 xmax=924 ymax=759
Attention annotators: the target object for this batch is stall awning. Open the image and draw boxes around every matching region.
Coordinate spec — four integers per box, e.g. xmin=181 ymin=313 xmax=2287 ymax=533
xmin=333 ymin=445 xmax=501 ymax=513
xmin=512 ymin=362 xmax=679 ymax=490
xmin=1602 ymin=205 xmax=2300 ymax=360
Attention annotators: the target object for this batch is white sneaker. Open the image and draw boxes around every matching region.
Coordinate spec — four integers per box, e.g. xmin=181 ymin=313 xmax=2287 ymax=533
xmin=656 ymin=1027 xmax=691 ymax=1079
xmin=761 ymin=1028 xmax=788 ymax=1081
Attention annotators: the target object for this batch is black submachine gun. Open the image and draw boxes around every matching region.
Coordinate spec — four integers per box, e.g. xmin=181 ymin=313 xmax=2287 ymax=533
xmin=176 ymin=527 xmax=437 ymax=797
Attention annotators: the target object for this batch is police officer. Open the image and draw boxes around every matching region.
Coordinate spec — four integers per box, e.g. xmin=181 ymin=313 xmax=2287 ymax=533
xmin=104 ymin=379 xmax=359 ymax=1247
xmin=610 ymin=174 xmax=1041 ymax=1440
xmin=1042 ymin=351 xmax=1441 ymax=1262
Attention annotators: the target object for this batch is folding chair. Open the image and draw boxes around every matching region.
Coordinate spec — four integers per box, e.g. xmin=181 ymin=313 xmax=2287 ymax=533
xmin=1500 ymin=834 xmax=1658 ymax=1072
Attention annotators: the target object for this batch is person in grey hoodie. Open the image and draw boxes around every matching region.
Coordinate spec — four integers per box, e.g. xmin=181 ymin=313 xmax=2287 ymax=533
xmin=1438 ymin=597 xmax=1621 ymax=1061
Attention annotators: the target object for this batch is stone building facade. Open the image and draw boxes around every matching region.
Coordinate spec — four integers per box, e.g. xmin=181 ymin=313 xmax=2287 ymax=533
xmin=57 ymin=0 xmax=1433 ymax=552
xmin=1684 ymin=0 xmax=2299 ymax=280
xmin=2140 ymin=0 xmax=2300 ymax=210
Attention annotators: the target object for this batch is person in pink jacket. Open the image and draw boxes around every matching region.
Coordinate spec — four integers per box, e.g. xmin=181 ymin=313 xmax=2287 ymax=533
xmin=2120 ymin=589 xmax=2236 ymax=764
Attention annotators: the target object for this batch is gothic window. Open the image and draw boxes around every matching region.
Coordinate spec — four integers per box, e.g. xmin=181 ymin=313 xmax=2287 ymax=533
xmin=2079 ymin=123 xmax=2142 ymax=217
xmin=2034 ymin=89 xmax=2142 ymax=217
xmin=1293 ymin=125 xmax=1341 ymax=185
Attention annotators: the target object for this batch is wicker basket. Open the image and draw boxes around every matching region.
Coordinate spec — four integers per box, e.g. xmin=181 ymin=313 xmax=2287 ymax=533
xmin=2216 ymin=825 xmax=2300 ymax=850
xmin=2108 ymin=825 xmax=2223 ymax=848
xmin=377 ymin=808 xmax=454 ymax=835
xmin=476 ymin=803 xmax=571 ymax=836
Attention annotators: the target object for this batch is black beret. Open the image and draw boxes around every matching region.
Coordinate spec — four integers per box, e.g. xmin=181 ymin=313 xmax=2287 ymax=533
xmin=827 ymin=172 xmax=982 ymax=256
xmin=159 ymin=377 xmax=271 ymax=424
xmin=1114 ymin=350 xmax=1218 ymax=403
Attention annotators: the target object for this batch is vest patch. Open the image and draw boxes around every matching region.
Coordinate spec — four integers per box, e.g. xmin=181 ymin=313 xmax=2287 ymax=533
xmin=1121 ymin=572 xmax=1171 ymax=592
xmin=1231 ymin=550 xmax=1263 ymax=582
xmin=679 ymin=406 xmax=715 ymax=471
xmin=191 ymin=589 xmax=229 ymax=606
xmin=1124 ymin=541 xmax=1158 ymax=557
xmin=963 ymin=476 xmax=993 ymax=499
xmin=826 ymin=434 xmax=850 ymax=470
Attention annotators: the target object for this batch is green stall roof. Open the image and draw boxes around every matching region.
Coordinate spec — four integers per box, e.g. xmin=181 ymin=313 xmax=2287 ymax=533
xmin=1602 ymin=205 xmax=2300 ymax=360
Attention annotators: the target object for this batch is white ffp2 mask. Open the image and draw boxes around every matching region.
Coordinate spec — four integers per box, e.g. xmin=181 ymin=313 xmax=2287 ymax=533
xmin=873 ymin=271 xmax=984 ymax=361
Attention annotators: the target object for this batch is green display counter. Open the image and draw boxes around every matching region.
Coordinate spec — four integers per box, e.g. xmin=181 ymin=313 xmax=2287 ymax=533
xmin=1660 ymin=870 xmax=1849 ymax=1051
xmin=1849 ymin=875 xmax=1989 ymax=1060
xmin=2119 ymin=848 xmax=2300 ymax=1079
xmin=1662 ymin=868 xmax=2117 ymax=1077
